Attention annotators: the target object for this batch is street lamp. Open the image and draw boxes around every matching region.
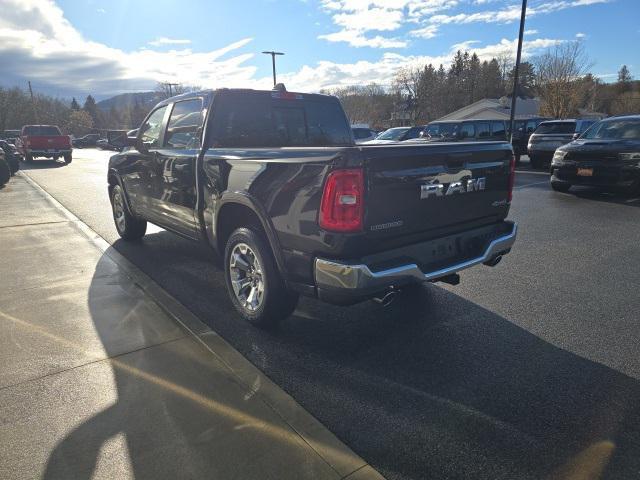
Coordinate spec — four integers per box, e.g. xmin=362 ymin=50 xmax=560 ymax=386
xmin=509 ymin=0 xmax=528 ymax=145
xmin=262 ymin=51 xmax=285 ymax=87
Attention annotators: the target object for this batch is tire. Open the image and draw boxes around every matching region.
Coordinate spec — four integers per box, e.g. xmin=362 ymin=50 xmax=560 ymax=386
xmin=25 ymin=153 xmax=33 ymax=163
xmin=529 ymin=155 xmax=542 ymax=169
xmin=550 ymin=180 xmax=571 ymax=192
xmin=514 ymin=154 xmax=521 ymax=166
xmin=224 ymin=227 xmax=298 ymax=328
xmin=64 ymin=153 xmax=72 ymax=164
xmin=110 ymin=184 xmax=146 ymax=240
xmin=0 ymin=158 xmax=10 ymax=186
xmin=7 ymin=156 xmax=19 ymax=175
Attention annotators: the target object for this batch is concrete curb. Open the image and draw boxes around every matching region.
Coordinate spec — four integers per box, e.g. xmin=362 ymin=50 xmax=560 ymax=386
xmin=19 ymin=172 xmax=384 ymax=480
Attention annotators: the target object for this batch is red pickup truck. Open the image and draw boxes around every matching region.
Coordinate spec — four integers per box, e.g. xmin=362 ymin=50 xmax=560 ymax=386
xmin=19 ymin=125 xmax=72 ymax=164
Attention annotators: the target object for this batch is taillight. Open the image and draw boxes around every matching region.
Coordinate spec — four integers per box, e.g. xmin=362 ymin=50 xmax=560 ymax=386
xmin=319 ymin=169 xmax=364 ymax=232
xmin=507 ymin=155 xmax=516 ymax=203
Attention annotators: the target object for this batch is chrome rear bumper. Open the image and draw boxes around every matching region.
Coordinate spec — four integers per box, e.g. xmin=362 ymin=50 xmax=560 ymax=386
xmin=315 ymin=222 xmax=517 ymax=294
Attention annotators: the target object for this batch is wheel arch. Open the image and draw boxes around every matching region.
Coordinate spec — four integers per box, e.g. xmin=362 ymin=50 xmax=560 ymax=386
xmin=215 ymin=196 xmax=287 ymax=276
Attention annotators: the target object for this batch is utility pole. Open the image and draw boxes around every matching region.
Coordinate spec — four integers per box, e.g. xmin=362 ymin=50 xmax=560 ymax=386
xmin=262 ymin=51 xmax=285 ymax=87
xmin=509 ymin=0 xmax=527 ymax=144
xmin=28 ymin=81 xmax=39 ymax=123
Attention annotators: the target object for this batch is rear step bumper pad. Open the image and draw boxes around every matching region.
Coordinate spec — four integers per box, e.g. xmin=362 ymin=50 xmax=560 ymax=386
xmin=315 ymin=221 xmax=517 ymax=293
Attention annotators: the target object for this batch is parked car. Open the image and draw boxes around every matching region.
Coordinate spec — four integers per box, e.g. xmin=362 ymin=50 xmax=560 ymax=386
xmin=107 ymin=87 xmax=517 ymax=327
xmin=365 ymin=126 xmax=425 ymax=144
xmin=0 ymin=140 xmax=21 ymax=175
xmin=1 ymin=129 xmax=21 ymax=140
xmin=352 ymin=127 xmax=377 ymax=144
xmin=510 ymin=117 xmax=549 ymax=163
xmin=550 ymin=115 xmax=640 ymax=195
xmin=527 ymin=119 xmax=597 ymax=169
xmin=0 ymin=151 xmax=10 ymax=186
xmin=72 ymin=133 xmax=101 ymax=148
xmin=421 ymin=119 xmax=509 ymax=142
xmin=19 ymin=125 xmax=72 ymax=163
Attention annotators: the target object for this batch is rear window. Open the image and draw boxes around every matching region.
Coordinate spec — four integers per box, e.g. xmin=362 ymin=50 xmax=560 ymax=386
xmin=210 ymin=93 xmax=352 ymax=147
xmin=535 ymin=122 xmax=575 ymax=135
xmin=23 ymin=126 xmax=61 ymax=136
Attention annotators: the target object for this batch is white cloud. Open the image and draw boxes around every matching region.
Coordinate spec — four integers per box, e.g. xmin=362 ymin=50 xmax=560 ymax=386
xmin=429 ymin=0 xmax=612 ymax=26
xmin=0 ymin=0 xmax=258 ymax=95
xmin=409 ymin=25 xmax=439 ymax=39
xmin=319 ymin=30 xmax=408 ymax=48
xmin=96 ymin=8 xmax=105 ymax=14
xmin=148 ymin=37 xmax=192 ymax=47
xmin=575 ymin=32 xmax=587 ymax=38
xmin=317 ymin=0 xmax=456 ymax=48
xmin=524 ymin=29 xmax=539 ymax=35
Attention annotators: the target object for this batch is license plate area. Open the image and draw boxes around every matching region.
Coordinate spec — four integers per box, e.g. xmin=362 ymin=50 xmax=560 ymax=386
xmin=577 ymin=168 xmax=593 ymax=177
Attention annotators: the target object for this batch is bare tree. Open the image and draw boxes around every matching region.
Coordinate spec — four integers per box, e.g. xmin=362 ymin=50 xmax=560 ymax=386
xmin=155 ymin=82 xmax=188 ymax=99
xmin=533 ymin=41 xmax=593 ymax=118
xmin=392 ymin=67 xmax=425 ymax=123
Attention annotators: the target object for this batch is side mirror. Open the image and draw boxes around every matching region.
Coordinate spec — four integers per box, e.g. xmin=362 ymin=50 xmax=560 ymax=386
xmin=572 ymin=133 xmax=580 ymax=141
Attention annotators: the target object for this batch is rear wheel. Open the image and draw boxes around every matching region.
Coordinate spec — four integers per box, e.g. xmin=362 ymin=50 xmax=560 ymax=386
xmin=224 ymin=227 xmax=298 ymax=328
xmin=110 ymin=184 xmax=146 ymax=240
xmin=25 ymin=153 xmax=33 ymax=163
xmin=529 ymin=155 xmax=542 ymax=169
xmin=551 ymin=179 xmax=571 ymax=192
xmin=63 ymin=153 xmax=72 ymax=164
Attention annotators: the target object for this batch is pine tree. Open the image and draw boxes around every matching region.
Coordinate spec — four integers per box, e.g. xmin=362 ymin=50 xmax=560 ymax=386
xmin=83 ymin=95 xmax=99 ymax=127
xmin=70 ymin=97 xmax=80 ymax=110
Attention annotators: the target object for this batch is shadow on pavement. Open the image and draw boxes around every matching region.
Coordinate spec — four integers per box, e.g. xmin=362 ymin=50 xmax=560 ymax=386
xmin=42 ymin=250 xmax=341 ymax=480
xmin=70 ymin=231 xmax=640 ymax=480
xmin=568 ymin=186 xmax=640 ymax=207
xmin=19 ymin=160 xmax=68 ymax=169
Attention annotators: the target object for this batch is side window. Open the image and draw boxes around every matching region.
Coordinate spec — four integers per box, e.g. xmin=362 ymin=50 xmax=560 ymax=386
xmin=476 ymin=122 xmax=490 ymax=139
xmin=526 ymin=120 xmax=537 ymax=133
xmin=164 ymin=99 xmax=204 ymax=149
xmin=491 ymin=121 xmax=506 ymax=138
xmin=140 ymin=106 xmax=168 ymax=148
xmin=459 ymin=123 xmax=475 ymax=139
xmin=403 ymin=127 xmax=422 ymax=140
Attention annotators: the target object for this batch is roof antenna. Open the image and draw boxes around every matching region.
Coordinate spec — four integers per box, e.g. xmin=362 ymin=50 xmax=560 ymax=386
xmin=273 ymin=83 xmax=287 ymax=92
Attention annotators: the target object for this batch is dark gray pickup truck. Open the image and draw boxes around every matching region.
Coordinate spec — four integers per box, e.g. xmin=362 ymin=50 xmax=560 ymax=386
xmin=107 ymin=87 xmax=517 ymax=327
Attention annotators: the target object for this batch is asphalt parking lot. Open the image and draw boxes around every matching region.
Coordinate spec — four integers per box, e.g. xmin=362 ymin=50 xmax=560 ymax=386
xmin=21 ymin=150 xmax=640 ymax=480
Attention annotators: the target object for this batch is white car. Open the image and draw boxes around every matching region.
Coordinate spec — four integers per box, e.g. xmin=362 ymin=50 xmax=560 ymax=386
xmin=363 ymin=126 xmax=425 ymax=144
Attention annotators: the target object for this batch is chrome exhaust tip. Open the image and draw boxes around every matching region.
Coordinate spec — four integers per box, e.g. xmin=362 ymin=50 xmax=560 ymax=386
xmin=373 ymin=290 xmax=399 ymax=307
xmin=483 ymin=255 xmax=503 ymax=267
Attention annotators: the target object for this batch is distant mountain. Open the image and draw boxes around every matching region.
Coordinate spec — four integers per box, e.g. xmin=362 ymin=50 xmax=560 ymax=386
xmin=96 ymin=91 xmax=161 ymax=111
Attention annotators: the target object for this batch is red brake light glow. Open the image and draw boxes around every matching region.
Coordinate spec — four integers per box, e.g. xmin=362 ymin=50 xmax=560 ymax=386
xmin=319 ymin=169 xmax=364 ymax=232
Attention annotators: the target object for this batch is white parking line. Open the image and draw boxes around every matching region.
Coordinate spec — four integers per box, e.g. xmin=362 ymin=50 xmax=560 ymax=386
xmin=515 ymin=170 xmax=549 ymax=175
xmin=514 ymin=180 xmax=549 ymax=189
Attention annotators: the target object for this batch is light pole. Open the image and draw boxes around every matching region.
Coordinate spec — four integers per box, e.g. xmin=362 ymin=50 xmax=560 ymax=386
xmin=262 ymin=51 xmax=284 ymax=87
xmin=509 ymin=0 xmax=528 ymax=145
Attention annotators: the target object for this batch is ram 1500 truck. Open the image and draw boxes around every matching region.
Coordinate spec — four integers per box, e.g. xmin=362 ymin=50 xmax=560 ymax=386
xmin=107 ymin=87 xmax=517 ymax=327
xmin=20 ymin=125 xmax=73 ymax=163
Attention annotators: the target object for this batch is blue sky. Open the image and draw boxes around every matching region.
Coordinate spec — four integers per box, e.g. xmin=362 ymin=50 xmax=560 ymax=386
xmin=1 ymin=0 xmax=638 ymax=98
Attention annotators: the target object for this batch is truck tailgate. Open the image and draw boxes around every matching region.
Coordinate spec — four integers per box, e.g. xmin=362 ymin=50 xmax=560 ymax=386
xmin=26 ymin=135 xmax=70 ymax=149
xmin=362 ymin=142 xmax=512 ymax=237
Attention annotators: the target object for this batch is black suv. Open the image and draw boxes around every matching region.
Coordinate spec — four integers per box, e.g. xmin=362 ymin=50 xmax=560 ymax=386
xmin=511 ymin=117 xmax=548 ymax=162
xmin=528 ymin=119 xmax=597 ymax=169
xmin=550 ymin=115 xmax=640 ymax=195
